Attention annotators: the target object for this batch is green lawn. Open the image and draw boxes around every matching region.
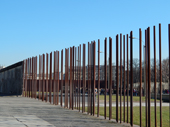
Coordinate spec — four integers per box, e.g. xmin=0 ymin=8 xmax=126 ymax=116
xmin=98 ymin=95 xmax=159 ymax=102
xmin=83 ymin=106 xmax=169 ymax=127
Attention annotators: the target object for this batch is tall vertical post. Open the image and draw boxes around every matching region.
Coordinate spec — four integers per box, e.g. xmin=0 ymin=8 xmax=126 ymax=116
xmin=83 ymin=44 xmax=86 ymax=113
xmin=93 ymin=41 xmax=96 ymax=116
xmin=25 ymin=59 xmax=28 ymax=97
xmin=168 ymin=24 xmax=170 ymax=127
xmin=109 ymin=37 xmax=112 ymax=120
xmin=130 ymin=31 xmax=133 ymax=126
xmin=97 ymin=39 xmax=100 ymax=117
xmin=35 ymin=57 xmax=37 ymax=99
xmin=139 ymin=28 xmax=142 ymax=127
xmin=49 ymin=52 xmax=52 ymax=104
xmin=153 ymin=26 xmax=157 ymax=127
xmin=57 ymin=51 xmax=59 ymax=105
xmin=46 ymin=53 xmax=48 ymax=102
xmin=127 ymin=34 xmax=129 ymax=123
xmin=42 ymin=54 xmax=45 ymax=101
xmin=123 ymin=35 xmax=126 ymax=123
xmin=116 ymin=35 xmax=119 ymax=122
xmin=120 ymin=34 xmax=122 ymax=123
xmin=61 ymin=50 xmax=63 ymax=107
xmin=70 ymin=48 xmax=73 ymax=109
xmin=39 ymin=56 xmax=41 ymax=100
xmin=104 ymin=38 xmax=107 ymax=119
xmin=159 ymin=23 xmax=162 ymax=127
xmin=79 ymin=45 xmax=81 ymax=112
xmin=72 ymin=47 xmax=75 ymax=110
xmin=53 ymin=51 xmax=56 ymax=104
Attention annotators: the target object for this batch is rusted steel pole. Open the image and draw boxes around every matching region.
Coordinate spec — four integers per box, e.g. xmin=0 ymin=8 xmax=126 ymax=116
xmin=123 ymin=35 xmax=125 ymax=123
xmin=116 ymin=35 xmax=119 ymax=122
xmin=29 ymin=58 xmax=32 ymax=97
xmin=83 ymin=44 xmax=85 ymax=113
xmin=88 ymin=42 xmax=90 ymax=114
xmin=93 ymin=41 xmax=96 ymax=116
xmin=139 ymin=28 xmax=142 ymax=127
xmin=169 ymin=24 xmax=170 ymax=127
xmin=65 ymin=49 xmax=69 ymax=108
xmin=22 ymin=60 xmax=25 ymax=97
xmin=72 ymin=47 xmax=75 ymax=110
xmin=145 ymin=29 xmax=148 ymax=127
xmin=57 ymin=51 xmax=59 ymax=105
xmin=25 ymin=59 xmax=28 ymax=97
xmin=74 ymin=47 xmax=77 ymax=109
xmin=79 ymin=45 xmax=81 ymax=112
xmin=70 ymin=48 xmax=72 ymax=108
xmin=153 ymin=26 xmax=157 ymax=127
xmin=159 ymin=23 xmax=162 ymax=127
xmin=46 ymin=53 xmax=48 ymax=102
xmin=127 ymin=34 xmax=129 ymax=123
xmin=90 ymin=43 xmax=92 ymax=115
xmin=35 ymin=56 xmax=37 ymax=99
xmin=130 ymin=31 xmax=133 ymax=126
xmin=42 ymin=54 xmax=45 ymax=101
xmin=31 ymin=57 xmax=34 ymax=98
xmin=97 ymin=39 xmax=100 ymax=117
xmin=77 ymin=46 xmax=79 ymax=110
xmin=120 ymin=34 xmax=122 ymax=123
xmin=147 ymin=27 xmax=151 ymax=127
xmin=49 ymin=52 xmax=52 ymax=104
xmin=104 ymin=38 xmax=107 ymax=119
xmin=61 ymin=50 xmax=63 ymax=107
xmin=39 ymin=56 xmax=41 ymax=100
xmin=109 ymin=37 xmax=112 ymax=120
xmin=78 ymin=46 xmax=80 ymax=111
xmin=53 ymin=51 xmax=56 ymax=104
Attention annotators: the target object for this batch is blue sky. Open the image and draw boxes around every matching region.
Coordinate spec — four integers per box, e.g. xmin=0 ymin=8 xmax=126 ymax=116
xmin=0 ymin=0 xmax=170 ymax=67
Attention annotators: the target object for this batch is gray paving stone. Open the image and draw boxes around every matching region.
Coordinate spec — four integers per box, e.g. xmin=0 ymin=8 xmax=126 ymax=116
xmin=0 ymin=96 xmax=132 ymax=127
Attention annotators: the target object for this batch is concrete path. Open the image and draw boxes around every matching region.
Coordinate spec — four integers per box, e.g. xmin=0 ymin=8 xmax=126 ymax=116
xmin=0 ymin=96 xmax=132 ymax=127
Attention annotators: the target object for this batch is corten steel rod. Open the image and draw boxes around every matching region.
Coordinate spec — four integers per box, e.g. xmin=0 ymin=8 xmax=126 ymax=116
xmin=90 ymin=43 xmax=92 ymax=115
xmin=130 ymin=31 xmax=133 ymax=126
xmin=77 ymin=48 xmax=79 ymax=110
xmin=126 ymin=34 xmax=129 ymax=123
xmin=139 ymin=28 xmax=142 ymax=127
xmin=145 ymin=29 xmax=148 ymax=127
xmin=31 ymin=57 xmax=34 ymax=98
xmin=147 ymin=27 xmax=151 ymax=127
xmin=70 ymin=48 xmax=72 ymax=109
xmin=120 ymin=34 xmax=122 ymax=123
xmin=65 ymin=48 xmax=69 ymax=108
xmin=29 ymin=58 xmax=32 ymax=98
xmin=74 ymin=47 xmax=77 ymax=109
xmin=79 ymin=45 xmax=81 ymax=112
xmin=57 ymin=51 xmax=59 ymax=105
xmin=35 ymin=56 xmax=37 ymax=99
xmin=65 ymin=49 xmax=67 ymax=108
xmin=104 ymin=38 xmax=107 ymax=119
xmin=93 ymin=41 xmax=96 ymax=116
xmin=83 ymin=44 xmax=85 ymax=113
xmin=153 ymin=26 xmax=157 ymax=127
xmin=39 ymin=56 xmax=41 ymax=100
xmin=46 ymin=53 xmax=48 ymax=102
xmin=22 ymin=60 xmax=25 ymax=97
xmin=77 ymin=47 xmax=78 ymax=110
xmin=159 ymin=23 xmax=162 ymax=127
xmin=109 ymin=37 xmax=112 ymax=120
xmin=169 ymin=24 xmax=170 ymax=127
xmin=53 ymin=51 xmax=56 ymax=104
xmin=61 ymin=50 xmax=63 ymax=107
xmin=42 ymin=54 xmax=45 ymax=101
xmin=88 ymin=42 xmax=90 ymax=114
xmin=72 ymin=47 xmax=75 ymax=110
xmin=67 ymin=48 xmax=69 ymax=108
xmin=78 ymin=46 xmax=80 ymax=111
xmin=116 ymin=35 xmax=119 ymax=122
xmin=25 ymin=59 xmax=27 ymax=97
xmin=123 ymin=35 xmax=125 ymax=122
xmin=49 ymin=52 xmax=52 ymax=104
xmin=97 ymin=39 xmax=100 ymax=117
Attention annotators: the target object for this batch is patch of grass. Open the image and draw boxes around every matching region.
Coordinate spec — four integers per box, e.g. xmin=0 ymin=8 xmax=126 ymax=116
xmin=97 ymin=95 xmax=159 ymax=102
xmin=82 ymin=106 xmax=169 ymax=127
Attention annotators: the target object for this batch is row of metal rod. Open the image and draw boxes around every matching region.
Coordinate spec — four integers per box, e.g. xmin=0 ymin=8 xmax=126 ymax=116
xmin=22 ymin=23 xmax=170 ymax=127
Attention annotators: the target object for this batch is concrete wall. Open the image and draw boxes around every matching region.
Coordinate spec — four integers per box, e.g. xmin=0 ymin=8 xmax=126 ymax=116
xmin=0 ymin=61 xmax=23 ymax=95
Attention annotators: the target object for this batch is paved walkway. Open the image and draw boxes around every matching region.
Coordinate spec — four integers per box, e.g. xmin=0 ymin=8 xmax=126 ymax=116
xmin=0 ymin=96 xmax=131 ymax=127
